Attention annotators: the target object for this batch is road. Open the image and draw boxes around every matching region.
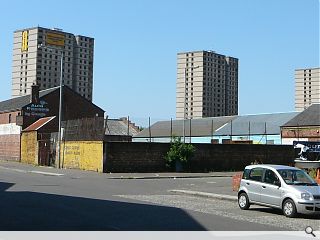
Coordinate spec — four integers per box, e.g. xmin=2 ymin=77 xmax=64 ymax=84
xmin=0 ymin=162 xmax=318 ymax=231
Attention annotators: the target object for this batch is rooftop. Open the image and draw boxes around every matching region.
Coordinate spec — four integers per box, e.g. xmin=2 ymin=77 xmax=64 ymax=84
xmin=134 ymin=115 xmax=237 ymax=138
xmin=105 ymin=119 xmax=140 ymax=136
xmin=0 ymin=87 xmax=58 ymax=113
xmin=23 ymin=116 xmax=56 ymax=132
xmin=134 ymin=112 xmax=300 ymax=138
xmin=282 ymin=104 xmax=320 ymax=127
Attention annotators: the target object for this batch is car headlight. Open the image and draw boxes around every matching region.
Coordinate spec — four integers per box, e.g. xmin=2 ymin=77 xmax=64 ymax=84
xmin=301 ymin=192 xmax=313 ymax=200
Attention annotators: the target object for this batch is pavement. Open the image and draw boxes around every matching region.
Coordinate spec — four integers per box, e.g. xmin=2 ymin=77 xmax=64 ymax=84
xmin=1 ymin=160 xmax=318 ymax=231
xmin=0 ymin=160 xmax=239 ymax=202
xmin=169 ymin=189 xmax=237 ymax=201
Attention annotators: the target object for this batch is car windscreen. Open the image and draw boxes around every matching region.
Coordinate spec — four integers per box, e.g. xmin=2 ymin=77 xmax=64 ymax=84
xmin=277 ymin=169 xmax=317 ymax=186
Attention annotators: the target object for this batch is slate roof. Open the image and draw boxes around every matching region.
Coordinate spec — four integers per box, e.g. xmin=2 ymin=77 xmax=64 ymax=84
xmin=105 ymin=119 xmax=140 ymax=136
xmin=134 ymin=112 xmax=301 ymax=138
xmin=0 ymin=85 xmax=105 ymax=114
xmin=282 ymin=104 xmax=320 ymax=127
xmin=134 ymin=116 xmax=237 ymax=138
xmin=214 ymin=112 xmax=300 ymax=136
xmin=23 ymin=116 xmax=56 ymax=132
xmin=0 ymin=87 xmax=59 ymax=113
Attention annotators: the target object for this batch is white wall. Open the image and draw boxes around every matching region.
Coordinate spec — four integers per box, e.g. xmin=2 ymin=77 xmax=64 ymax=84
xmin=0 ymin=123 xmax=21 ymax=135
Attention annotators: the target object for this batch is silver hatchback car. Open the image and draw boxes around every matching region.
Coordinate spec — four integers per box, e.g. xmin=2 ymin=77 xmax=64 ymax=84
xmin=238 ymin=164 xmax=320 ymax=217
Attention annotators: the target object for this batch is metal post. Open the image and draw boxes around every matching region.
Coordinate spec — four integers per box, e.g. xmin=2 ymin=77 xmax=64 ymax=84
xmin=57 ymin=51 xmax=64 ymax=169
xmin=38 ymin=44 xmax=64 ymax=169
xmin=189 ymin=118 xmax=192 ymax=143
xmin=148 ymin=117 xmax=151 ymax=142
xmin=183 ymin=67 xmax=187 ymax=143
xmin=211 ymin=119 xmax=213 ymax=141
xmin=265 ymin=122 xmax=267 ymax=144
xmin=230 ymin=120 xmax=233 ymax=142
xmin=248 ymin=121 xmax=251 ymax=141
xmin=170 ymin=118 xmax=173 ymax=142
xmin=127 ymin=116 xmax=130 ymax=142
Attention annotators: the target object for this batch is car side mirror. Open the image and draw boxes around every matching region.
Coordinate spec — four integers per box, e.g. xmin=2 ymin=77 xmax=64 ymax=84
xmin=275 ymin=180 xmax=281 ymax=187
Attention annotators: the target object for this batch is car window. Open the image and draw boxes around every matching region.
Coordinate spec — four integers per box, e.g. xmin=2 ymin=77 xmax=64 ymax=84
xmin=248 ymin=168 xmax=264 ymax=182
xmin=242 ymin=169 xmax=250 ymax=179
xmin=264 ymin=169 xmax=280 ymax=185
xmin=277 ymin=169 xmax=317 ymax=185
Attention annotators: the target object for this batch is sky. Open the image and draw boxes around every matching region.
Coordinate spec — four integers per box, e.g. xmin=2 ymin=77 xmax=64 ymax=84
xmin=0 ymin=0 xmax=319 ymax=126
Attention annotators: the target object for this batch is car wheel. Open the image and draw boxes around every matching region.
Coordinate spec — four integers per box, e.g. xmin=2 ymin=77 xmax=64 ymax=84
xmin=238 ymin=192 xmax=250 ymax=210
xmin=282 ymin=199 xmax=297 ymax=218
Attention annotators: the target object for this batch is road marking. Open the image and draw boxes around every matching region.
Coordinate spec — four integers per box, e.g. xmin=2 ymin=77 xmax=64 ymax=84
xmin=169 ymin=189 xmax=237 ymax=201
xmin=206 ymin=181 xmax=216 ymax=184
xmin=0 ymin=166 xmax=64 ymax=176
xmin=0 ymin=166 xmax=27 ymax=173
xmin=30 ymin=171 xmax=64 ymax=176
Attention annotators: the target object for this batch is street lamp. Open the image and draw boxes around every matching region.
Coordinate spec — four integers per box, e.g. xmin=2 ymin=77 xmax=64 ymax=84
xmin=38 ymin=44 xmax=64 ymax=169
xmin=183 ymin=65 xmax=200 ymax=143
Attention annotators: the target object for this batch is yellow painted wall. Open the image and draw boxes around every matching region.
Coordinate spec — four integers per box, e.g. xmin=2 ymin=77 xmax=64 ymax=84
xmin=21 ymin=131 xmax=38 ymax=165
xmin=61 ymin=141 xmax=103 ymax=172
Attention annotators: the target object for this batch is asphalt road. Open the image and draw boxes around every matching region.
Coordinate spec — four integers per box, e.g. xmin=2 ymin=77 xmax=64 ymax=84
xmin=0 ymin=162 xmax=318 ymax=231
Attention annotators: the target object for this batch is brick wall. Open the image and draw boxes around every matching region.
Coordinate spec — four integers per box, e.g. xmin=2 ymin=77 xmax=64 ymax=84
xmin=104 ymin=142 xmax=295 ymax=173
xmin=104 ymin=142 xmax=169 ymax=172
xmin=0 ymin=111 xmax=21 ymax=124
xmin=282 ymin=126 xmax=320 ymax=139
xmin=189 ymin=143 xmax=294 ymax=172
xmin=0 ymin=135 xmax=20 ymax=161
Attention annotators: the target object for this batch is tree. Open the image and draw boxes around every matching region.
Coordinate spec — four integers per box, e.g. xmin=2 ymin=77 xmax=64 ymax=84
xmin=165 ymin=136 xmax=196 ymax=171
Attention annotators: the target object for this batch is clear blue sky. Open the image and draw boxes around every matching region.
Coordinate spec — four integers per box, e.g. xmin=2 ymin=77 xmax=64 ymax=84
xmin=0 ymin=0 xmax=319 ymax=126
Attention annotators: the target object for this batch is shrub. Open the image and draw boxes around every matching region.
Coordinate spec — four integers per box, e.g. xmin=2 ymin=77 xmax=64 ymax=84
xmin=165 ymin=136 xmax=196 ymax=170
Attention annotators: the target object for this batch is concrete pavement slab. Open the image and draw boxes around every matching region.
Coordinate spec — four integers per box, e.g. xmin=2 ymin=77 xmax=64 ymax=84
xmin=169 ymin=189 xmax=237 ymax=202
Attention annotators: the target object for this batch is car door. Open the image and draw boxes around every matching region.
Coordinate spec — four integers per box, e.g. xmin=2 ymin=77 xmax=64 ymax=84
xmin=260 ymin=169 xmax=282 ymax=207
xmin=247 ymin=167 xmax=265 ymax=202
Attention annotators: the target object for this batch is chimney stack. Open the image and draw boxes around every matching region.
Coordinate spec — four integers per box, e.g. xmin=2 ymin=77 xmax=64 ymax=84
xmin=31 ymin=84 xmax=40 ymax=104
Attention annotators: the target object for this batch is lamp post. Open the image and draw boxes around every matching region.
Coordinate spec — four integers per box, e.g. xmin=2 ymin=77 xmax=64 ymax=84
xmin=38 ymin=44 xmax=64 ymax=168
xmin=183 ymin=65 xmax=199 ymax=143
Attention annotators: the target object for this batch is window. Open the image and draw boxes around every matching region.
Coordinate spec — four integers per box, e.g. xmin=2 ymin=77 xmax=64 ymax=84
xmin=277 ymin=169 xmax=315 ymax=185
xmin=248 ymin=168 xmax=264 ymax=182
xmin=264 ymin=169 xmax=279 ymax=185
xmin=8 ymin=114 xmax=12 ymax=123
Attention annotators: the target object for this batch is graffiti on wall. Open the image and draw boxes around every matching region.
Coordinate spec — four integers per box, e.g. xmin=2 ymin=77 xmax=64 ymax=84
xmin=293 ymin=141 xmax=320 ymax=161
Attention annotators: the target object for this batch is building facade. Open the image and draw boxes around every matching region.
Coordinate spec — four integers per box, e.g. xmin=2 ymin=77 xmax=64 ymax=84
xmin=295 ymin=67 xmax=320 ymax=111
xmin=281 ymin=104 xmax=320 ymax=145
xmin=0 ymin=85 xmax=104 ymax=163
xmin=12 ymin=27 xmax=94 ymax=101
xmin=176 ymin=50 xmax=238 ymax=119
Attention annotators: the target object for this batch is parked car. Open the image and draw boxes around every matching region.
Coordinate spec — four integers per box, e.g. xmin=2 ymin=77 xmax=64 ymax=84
xmin=238 ymin=164 xmax=320 ymax=217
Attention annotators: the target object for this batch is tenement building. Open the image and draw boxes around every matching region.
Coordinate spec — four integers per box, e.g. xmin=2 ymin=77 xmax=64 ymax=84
xmin=12 ymin=26 xmax=94 ymax=101
xmin=176 ymin=50 xmax=238 ymax=119
xmin=295 ymin=67 xmax=320 ymax=111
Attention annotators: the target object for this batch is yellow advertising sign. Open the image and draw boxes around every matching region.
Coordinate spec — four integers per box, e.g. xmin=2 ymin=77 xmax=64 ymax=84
xmin=21 ymin=31 xmax=28 ymax=52
xmin=46 ymin=32 xmax=65 ymax=47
